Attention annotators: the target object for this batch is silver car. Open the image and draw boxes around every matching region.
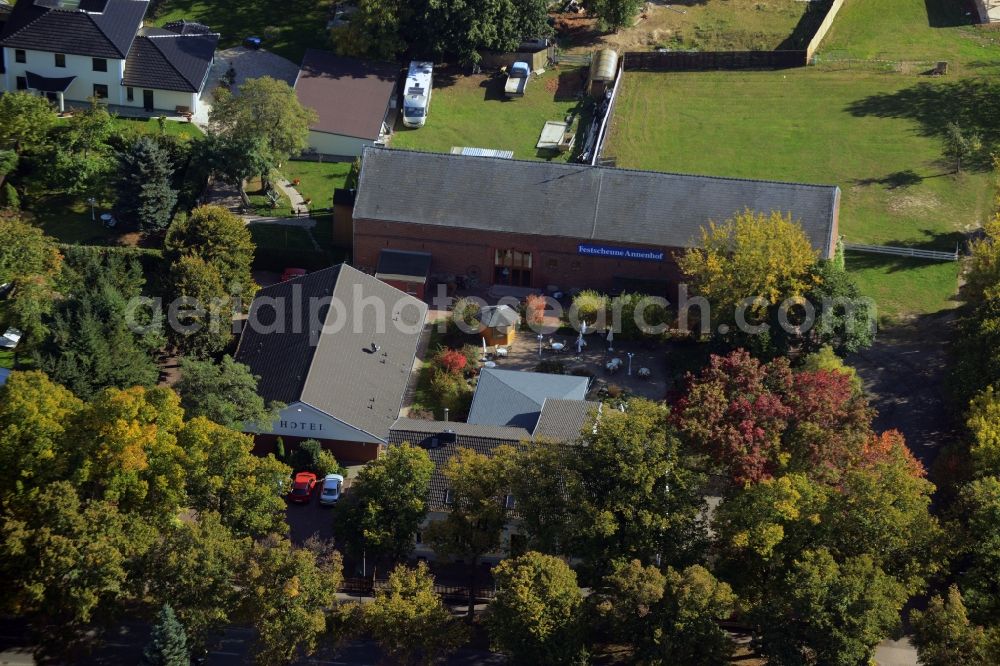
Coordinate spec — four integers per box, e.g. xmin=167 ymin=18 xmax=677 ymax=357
xmin=319 ymin=474 xmax=344 ymax=505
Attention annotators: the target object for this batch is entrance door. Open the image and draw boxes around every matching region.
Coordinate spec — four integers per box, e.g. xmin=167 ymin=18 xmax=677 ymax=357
xmin=45 ymin=92 xmax=58 ymax=104
xmin=142 ymin=89 xmax=154 ymax=111
xmin=493 ymin=249 xmax=532 ymax=287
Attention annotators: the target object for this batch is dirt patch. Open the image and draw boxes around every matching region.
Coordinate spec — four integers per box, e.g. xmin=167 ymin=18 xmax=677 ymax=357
xmin=887 ymin=191 xmax=942 ymax=216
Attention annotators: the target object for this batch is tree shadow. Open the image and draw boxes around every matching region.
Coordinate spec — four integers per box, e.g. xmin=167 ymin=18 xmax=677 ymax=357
xmin=845 ymin=78 xmax=1000 ymax=172
xmin=853 ymin=169 xmax=925 ymax=189
xmin=924 ymin=0 xmax=977 ymax=28
xmin=777 ymin=0 xmax=834 ymax=51
xmin=844 ymin=228 xmax=967 ymax=273
xmin=554 ymin=69 xmax=587 ymax=101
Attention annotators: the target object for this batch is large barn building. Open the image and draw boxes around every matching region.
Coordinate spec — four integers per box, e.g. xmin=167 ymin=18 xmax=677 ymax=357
xmin=352 ymin=148 xmax=841 ymax=300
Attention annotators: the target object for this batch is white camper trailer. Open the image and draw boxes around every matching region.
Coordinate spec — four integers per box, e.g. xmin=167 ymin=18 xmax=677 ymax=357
xmin=402 ymin=61 xmax=433 ymax=128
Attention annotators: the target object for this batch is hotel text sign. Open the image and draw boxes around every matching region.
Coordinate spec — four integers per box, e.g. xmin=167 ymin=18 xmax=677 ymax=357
xmin=278 ymin=420 xmax=325 ymax=432
xmin=578 ymin=244 xmax=665 ymax=262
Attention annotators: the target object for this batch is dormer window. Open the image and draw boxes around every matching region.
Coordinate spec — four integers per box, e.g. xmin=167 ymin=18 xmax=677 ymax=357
xmin=92 ymin=58 xmax=107 ymax=72
xmin=14 ymin=50 xmax=25 ymax=64
xmin=444 ymin=489 xmax=453 ymax=505
xmin=54 ymin=53 xmax=66 ymax=68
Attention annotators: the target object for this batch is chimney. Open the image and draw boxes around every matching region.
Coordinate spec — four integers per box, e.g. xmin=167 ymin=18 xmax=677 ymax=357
xmin=443 ymin=407 xmax=450 ymax=422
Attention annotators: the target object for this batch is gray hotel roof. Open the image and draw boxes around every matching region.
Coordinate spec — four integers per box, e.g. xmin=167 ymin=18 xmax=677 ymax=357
xmin=467 ymin=368 xmax=589 ymax=431
xmin=234 ymin=264 xmax=427 ymax=442
xmin=355 ymin=148 xmax=840 ymax=257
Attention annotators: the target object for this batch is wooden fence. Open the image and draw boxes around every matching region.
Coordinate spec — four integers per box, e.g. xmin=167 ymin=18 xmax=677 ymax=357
xmin=623 ymin=50 xmax=807 ymax=71
xmin=844 ymin=242 xmax=960 ymax=261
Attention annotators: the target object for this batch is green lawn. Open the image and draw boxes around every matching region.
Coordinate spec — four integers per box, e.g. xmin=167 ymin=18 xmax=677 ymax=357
xmin=846 ymin=252 xmax=962 ymax=321
xmin=282 ymin=160 xmax=353 ymax=211
xmin=817 ymin=0 xmax=1000 ymax=71
xmin=605 ymin=69 xmax=990 ymax=317
xmin=153 ymin=0 xmax=333 ymax=64
xmin=390 ymin=67 xmax=591 ymax=162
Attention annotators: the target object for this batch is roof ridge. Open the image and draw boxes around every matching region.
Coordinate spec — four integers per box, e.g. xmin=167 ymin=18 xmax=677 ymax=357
xmin=365 ymin=147 xmax=840 ymax=191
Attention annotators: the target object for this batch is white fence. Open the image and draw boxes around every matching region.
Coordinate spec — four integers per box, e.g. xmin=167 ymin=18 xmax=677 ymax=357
xmin=844 ymin=242 xmax=960 ymax=261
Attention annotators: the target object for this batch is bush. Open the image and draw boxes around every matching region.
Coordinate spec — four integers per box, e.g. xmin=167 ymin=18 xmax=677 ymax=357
xmin=452 ymin=297 xmax=481 ymax=330
xmin=275 ymin=437 xmax=286 ymax=459
xmin=435 ymin=348 xmax=468 ymax=375
xmin=1 ymin=182 xmax=20 ymax=210
xmin=572 ymin=290 xmax=607 ymax=325
xmin=611 ymin=292 xmax=669 ymax=339
xmin=535 ymin=360 xmax=566 ymax=375
xmin=0 ymin=150 xmax=17 ymax=178
xmin=429 ymin=368 xmax=474 ymax=420
xmin=292 ymin=439 xmax=344 ymax=476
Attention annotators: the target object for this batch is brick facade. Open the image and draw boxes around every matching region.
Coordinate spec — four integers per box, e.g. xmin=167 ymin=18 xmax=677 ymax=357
xmin=353 ymin=218 xmax=687 ymax=300
xmin=253 ymin=434 xmax=383 ymax=464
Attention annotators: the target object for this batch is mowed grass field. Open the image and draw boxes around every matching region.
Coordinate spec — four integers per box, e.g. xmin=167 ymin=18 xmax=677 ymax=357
xmin=391 ymin=67 xmax=591 ymax=162
xmin=153 ymin=0 xmax=333 ymax=63
xmin=605 ymin=68 xmax=993 ymax=318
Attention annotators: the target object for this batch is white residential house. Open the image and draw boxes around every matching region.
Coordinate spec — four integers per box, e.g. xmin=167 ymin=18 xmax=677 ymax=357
xmin=0 ymin=0 xmax=217 ymax=114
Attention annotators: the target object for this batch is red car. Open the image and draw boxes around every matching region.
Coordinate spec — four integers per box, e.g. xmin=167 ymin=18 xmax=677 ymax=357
xmin=288 ymin=471 xmax=317 ymax=503
xmin=281 ymin=267 xmax=308 ymax=282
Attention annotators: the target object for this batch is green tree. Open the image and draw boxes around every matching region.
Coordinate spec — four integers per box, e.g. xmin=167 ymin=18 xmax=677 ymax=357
xmin=424 ymin=447 xmax=510 ymax=618
xmin=209 ymin=77 xmax=317 ymax=184
xmin=487 ymin=551 xmax=585 ymax=665
xmin=363 ymin=562 xmax=467 ymax=665
xmin=34 ymin=253 xmax=160 ymax=396
xmin=195 ymin=131 xmax=275 ymax=188
xmin=143 ymin=513 xmax=251 ymax=645
xmin=957 ymin=476 xmax=1000 ymax=623
xmin=944 ymin=122 xmax=982 ymax=173
xmin=165 ymin=205 xmax=257 ymax=300
xmin=758 ymin=548 xmax=907 ymax=666
xmin=0 ymin=182 xmax=18 ymax=210
xmin=44 ymin=100 xmax=117 ymax=195
xmin=241 ymin=535 xmax=343 ymax=665
xmin=176 ymin=417 xmax=290 ymax=538
xmin=967 ymin=387 xmax=1000 ymax=477
xmin=140 ymin=604 xmax=189 ymax=666
xmin=589 ymin=0 xmax=644 ymax=32
xmin=176 ymin=355 xmax=281 ymax=430
xmin=114 ymin=135 xmax=178 ymax=232
xmin=166 ymin=255 xmax=232 ymax=358
xmin=0 ymin=213 xmax=62 ymax=343
xmin=572 ymin=399 xmax=706 ymax=575
xmin=505 ymin=442 xmax=578 ymax=554
xmin=911 ymin=585 xmax=998 ymax=666
xmin=0 ymin=150 xmax=16 ymax=177
xmin=804 ymin=260 xmax=876 ymax=355
xmin=593 ymin=560 xmax=736 ymax=665
xmin=0 ymin=92 xmax=54 ymax=153
xmin=334 ymin=443 xmax=433 ymax=563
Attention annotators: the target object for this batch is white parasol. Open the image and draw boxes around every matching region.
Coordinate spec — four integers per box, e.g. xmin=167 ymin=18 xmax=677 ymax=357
xmin=482 ymin=336 xmax=488 ymax=360
xmin=606 ymin=328 xmax=614 ymax=351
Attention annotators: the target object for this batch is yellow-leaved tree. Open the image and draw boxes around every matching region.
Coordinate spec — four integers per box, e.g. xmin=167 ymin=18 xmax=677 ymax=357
xmin=679 ymin=209 xmax=819 ymax=316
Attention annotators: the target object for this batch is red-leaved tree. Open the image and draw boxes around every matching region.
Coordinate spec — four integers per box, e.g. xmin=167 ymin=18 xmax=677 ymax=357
xmin=436 ymin=349 xmax=467 ymax=375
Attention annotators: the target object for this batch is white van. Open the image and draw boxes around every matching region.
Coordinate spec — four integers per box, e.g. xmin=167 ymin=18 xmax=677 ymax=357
xmin=402 ymin=61 xmax=433 ymax=128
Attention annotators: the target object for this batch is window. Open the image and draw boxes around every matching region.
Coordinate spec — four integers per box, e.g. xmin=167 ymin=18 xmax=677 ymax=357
xmin=15 ymin=76 xmax=27 ymax=91
xmin=444 ymin=489 xmax=453 ymax=505
xmin=55 ymin=53 xmax=66 ymax=68
xmin=14 ymin=49 xmax=25 ymax=64
xmin=92 ymin=83 xmax=108 ymax=99
xmin=504 ymin=494 xmax=516 ymax=510
xmin=493 ymin=248 xmax=533 ymax=287
xmin=126 ymin=87 xmax=134 ymax=102
xmin=546 ymin=258 xmax=558 ymax=269
xmin=92 ymin=58 xmax=107 ymax=72
xmin=414 ymin=531 xmax=423 ymax=545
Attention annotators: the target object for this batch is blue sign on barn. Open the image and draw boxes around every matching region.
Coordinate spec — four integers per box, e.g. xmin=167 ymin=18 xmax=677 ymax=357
xmin=577 ymin=244 xmax=665 ymax=262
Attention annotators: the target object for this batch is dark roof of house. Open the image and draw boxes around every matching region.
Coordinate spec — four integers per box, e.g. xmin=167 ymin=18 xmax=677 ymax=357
xmin=234 ymin=264 xmax=428 ymax=442
xmin=388 ymin=418 xmax=530 ymax=511
xmin=355 ymin=148 xmax=841 ymax=258
xmin=123 ymin=27 xmax=218 ymax=92
xmin=467 ymin=369 xmax=590 ymax=431
xmin=0 ymin=0 xmax=148 ymax=59
xmin=478 ymin=304 xmax=519 ymax=329
xmin=25 ymin=70 xmax=75 ymax=91
xmin=533 ymin=398 xmax=600 ymax=442
xmin=376 ymin=249 xmax=432 ymax=282
xmin=295 ymin=49 xmax=399 ymax=140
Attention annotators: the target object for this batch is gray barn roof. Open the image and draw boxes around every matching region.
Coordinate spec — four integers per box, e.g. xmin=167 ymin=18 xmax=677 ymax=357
xmin=355 ymin=148 xmax=840 ymax=257
xmin=234 ymin=264 xmax=427 ymax=442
